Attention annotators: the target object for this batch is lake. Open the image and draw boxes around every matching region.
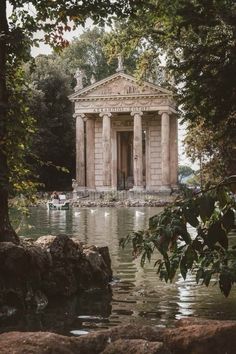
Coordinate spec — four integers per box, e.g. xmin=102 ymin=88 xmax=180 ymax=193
xmin=5 ymin=206 xmax=236 ymax=336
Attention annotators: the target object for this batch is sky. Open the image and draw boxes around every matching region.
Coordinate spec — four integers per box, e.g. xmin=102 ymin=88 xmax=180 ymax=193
xmin=31 ymin=20 xmax=93 ymax=57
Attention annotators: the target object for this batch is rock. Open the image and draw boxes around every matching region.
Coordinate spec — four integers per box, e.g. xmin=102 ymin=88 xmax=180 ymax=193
xmin=98 ymin=246 xmax=112 ymax=275
xmin=0 ymin=325 xmax=167 ymax=354
xmin=35 ymin=234 xmax=80 ymax=262
xmin=164 ymin=320 xmax=236 ymax=354
xmin=103 ymin=324 xmax=165 ymax=342
xmin=175 ymin=317 xmax=236 ymax=327
xmin=102 ymin=339 xmax=169 ymax=354
xmin=0 ymin=331 xmax=81 ymax=354
xmin=0 ymin=235 xmax=113 ymax=310
xmin=35 ymin=234 xmax=80 ymax=297
xmin=0 ymin=242 xmax=29 ymax=278
xmin=70 ymin=324 xmax=166 ymax=353
xmin=71 ymin=238 xmax=84 ymax=252
xmin=0 ymin=241 xmax=50 ymax=309
xmin=2 ymin=320 xmax=236 ymax=353
xmin=75 ymin=253 xmax=110 ymax=290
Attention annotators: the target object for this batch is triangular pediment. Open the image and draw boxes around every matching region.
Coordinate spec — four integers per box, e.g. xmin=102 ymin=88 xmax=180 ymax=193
xmin=69 ymin=72 xmax=171 ymax=101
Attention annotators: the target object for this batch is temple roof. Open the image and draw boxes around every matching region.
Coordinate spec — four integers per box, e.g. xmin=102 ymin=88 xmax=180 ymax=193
xmin=69 ymin=71 xmax=172 ymax=101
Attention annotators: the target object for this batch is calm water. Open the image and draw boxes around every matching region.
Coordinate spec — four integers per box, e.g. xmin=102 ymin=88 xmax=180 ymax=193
xmin=5 ymin=206 xmax=236 ymax=335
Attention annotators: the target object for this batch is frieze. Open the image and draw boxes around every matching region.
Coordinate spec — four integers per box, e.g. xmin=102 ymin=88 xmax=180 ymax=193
xmin=77 ymin=98 xmax=168 ymax=109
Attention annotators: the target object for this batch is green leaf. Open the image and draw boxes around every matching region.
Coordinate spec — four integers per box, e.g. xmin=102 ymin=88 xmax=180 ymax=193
xmin=207 ymin=222 xmax=228 ymax=249
xmin=185 ymin=245 xmax=198 ymax=267
xmin=183 ymin=207 xmax=199 ymax=227
xmin=204 ymin=271 xmax=212 ymax=287
xmin=219 ymin=271 xmax=232 ymax=297
xmin=196 ymin=268 xmax=203 ymax=284
xmin=199 ymin=195 xmax=215 ymax=222
xmin=217 ymin=187 xmax=228 ymax=208
xmin=180 ymin=259 xmax=188 ymax=280
xmin=222 ymin=209 xmax=235 ymax=232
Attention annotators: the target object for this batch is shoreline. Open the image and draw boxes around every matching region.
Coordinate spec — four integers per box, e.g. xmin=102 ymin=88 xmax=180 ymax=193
xmin=31 ymin=190 xmax=176 ymax=208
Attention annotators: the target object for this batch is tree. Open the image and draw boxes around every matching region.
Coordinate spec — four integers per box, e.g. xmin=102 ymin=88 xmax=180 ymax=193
xmin=178 ymin=165 xmax=194 ymax=184
xmin=0 ymin=0 xmax=141 ymax=243
xmin=184 ymin=115 xmax=236 ymax=184
xmin=24 ymin=55 xmax=75 ymax=190
xmin=55 ymin=27 xmax=117 ymax=82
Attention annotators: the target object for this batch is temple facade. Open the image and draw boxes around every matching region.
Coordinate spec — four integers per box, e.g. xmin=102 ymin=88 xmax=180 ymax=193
xmin=69 ymin=69 xmax=178 ymax=192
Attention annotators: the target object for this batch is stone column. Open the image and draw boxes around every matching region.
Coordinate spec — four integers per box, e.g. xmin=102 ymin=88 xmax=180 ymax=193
xmin=74 ymin=113 xmax=86 ymax=188
xmin=131 ymin=111 xmax=143 ymax=190
xmin=160 ymin=111 xmax=171 ymax=190
xmin=170 ymin=115 xmax=178 ymax=187
xmin=100 ymin=112 xmax=112 ymax=188
xmin=86 ymin=117 xmax=95 ymax=190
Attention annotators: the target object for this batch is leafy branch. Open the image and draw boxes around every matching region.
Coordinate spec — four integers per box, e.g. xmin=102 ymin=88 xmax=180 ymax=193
xmin=120 ymin=176 xmax=236 ymax=297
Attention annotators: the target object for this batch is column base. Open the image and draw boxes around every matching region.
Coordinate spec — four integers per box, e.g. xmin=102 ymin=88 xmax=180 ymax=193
xmin=130 ymin=186 xmax=144 ymax=192
xmin=86 ymin=188 xmax=96 ymax=192
xmin=171 ymin=184 xmax=179 ymax=190
xmin=159 ymin=185 xmax=171 ymax=195
xmin=96 ymin=186 xmax=115 ymax=192
xmin=75 ymin=186 xmax=86 ymax=190
xmin=72 ymin=187 xmax=88 ymax=201
xmin=145 ymin=186 xmax=160 ymax=193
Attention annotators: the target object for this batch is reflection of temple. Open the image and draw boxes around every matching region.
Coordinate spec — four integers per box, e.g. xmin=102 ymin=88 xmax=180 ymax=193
xmin=69 ymin=65 xmax=178 ymax=192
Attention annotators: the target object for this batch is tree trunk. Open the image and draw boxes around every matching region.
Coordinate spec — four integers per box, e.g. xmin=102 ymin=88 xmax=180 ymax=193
xmin=0 ymin=0 xmax=19 ymax=244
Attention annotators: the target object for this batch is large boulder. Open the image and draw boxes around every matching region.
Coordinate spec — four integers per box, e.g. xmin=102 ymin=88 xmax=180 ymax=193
xmin=35 ymin=234 xmax=80 ymax=297
xmin=0 ymin=241 xmax=50 ymax=309
xmin=0 ymin=331 xmax=81 ymax=354
xmin=77 ymin=245 xmax=112 ymax=290
xmin=102 ymin=339 xmax=169 ymax=354
xmin=0 ymin=325 xmax=168 ymax=354
xmin=0 ymin=235 xmax=113 ymax=310
xmin=35 ymin=235 xmax=112 ymax=295
xmin=35 ymin=234 xmax=80 ymax=262
xmin=164 ymin=318 xmax=236 ymax=354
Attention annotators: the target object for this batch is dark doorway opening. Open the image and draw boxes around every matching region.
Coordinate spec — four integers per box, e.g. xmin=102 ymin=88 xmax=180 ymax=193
xmin=117 ymin=131 xmax=133 ymax=190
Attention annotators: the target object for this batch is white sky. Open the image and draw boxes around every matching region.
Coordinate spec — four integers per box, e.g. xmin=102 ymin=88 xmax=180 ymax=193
xmin=31 ymin=20 xmax=93 ymax=57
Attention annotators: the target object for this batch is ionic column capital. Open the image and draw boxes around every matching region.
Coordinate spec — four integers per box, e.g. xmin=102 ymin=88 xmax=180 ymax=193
xmin=130 ymin=111 xmax=143 ymax=118
xmin=73 ymin=113 xmax=86 ymax=120
xmin=99 ymin=112 xmax=112 ymax=118
xmin=158 ymin=110 xmax=172 ymax=116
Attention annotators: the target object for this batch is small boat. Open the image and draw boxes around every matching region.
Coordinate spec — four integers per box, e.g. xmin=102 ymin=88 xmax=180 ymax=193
xmin=47 ymin=194 xmax=70 ymax=210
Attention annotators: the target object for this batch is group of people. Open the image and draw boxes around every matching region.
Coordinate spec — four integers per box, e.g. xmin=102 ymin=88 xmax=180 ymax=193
xmin=51 ymin=191 xmax=67 ymax=203
xmin=51 ymin=191 xmax=60 ymax=201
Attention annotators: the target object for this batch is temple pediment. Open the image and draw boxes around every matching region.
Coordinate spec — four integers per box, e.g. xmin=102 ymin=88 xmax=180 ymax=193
xmin=69 ymin=72 xmax=171 ymax=101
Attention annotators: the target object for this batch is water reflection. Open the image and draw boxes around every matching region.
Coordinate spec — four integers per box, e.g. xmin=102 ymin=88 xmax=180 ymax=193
xmin=7 ymin=207 xmax=236 ymax=335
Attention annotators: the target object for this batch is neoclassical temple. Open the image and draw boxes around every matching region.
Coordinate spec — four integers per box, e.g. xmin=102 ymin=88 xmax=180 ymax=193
xmin=69 ymin=66 xmax=178 ymax=192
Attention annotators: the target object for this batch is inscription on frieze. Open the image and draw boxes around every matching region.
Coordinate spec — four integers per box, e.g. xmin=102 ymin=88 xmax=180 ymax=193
xmin=93 ymin=106 xmax=151 ymax=113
